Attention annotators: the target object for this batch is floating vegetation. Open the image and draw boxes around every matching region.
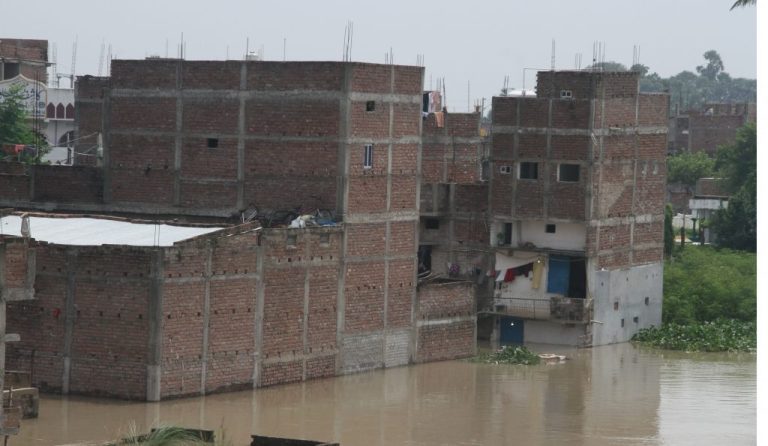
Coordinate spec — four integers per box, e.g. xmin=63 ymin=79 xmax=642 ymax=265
xmin=469 ymin=345 xmax=541 ymax=365
xmin=632 ymin=319 xmax=756 ymax=352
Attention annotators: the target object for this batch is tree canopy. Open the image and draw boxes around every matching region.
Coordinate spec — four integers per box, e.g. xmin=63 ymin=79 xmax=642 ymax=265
xmin=0 ymin=84 xmax=36 ymax=146
xmin=667 ymin=152 xmax=716 ymax=186
xmin=638 ymin=50 xmax=756 ymax=109
xmin=710 ymin=123 xmax=756 ymax=251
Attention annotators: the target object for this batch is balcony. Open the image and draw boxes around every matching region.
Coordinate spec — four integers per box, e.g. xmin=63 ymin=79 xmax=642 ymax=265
xmin=487 ymin=296 xmax=587 ymax=323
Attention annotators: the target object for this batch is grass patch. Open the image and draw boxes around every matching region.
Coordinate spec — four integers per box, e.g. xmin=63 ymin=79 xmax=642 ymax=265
xmin=469 ymin=345 xmax=541 ymax=365
xmin=632 ymin=319 xmax=755 ymax=352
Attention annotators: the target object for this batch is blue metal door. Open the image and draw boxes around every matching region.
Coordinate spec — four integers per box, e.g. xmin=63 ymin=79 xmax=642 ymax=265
xmin=547 ymin=255 xmax=570 ymax=295
xmin=500 ymin=317 xmax=524 ymax=344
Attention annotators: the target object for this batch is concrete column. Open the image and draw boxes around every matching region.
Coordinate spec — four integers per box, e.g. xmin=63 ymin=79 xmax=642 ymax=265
xmin=173 ymin=63 xmax=183 ymax=206
xmin=102 ymin=91 xmax=112 ymax=203
xmin=146 ymin=249 xmax=164 ymax=401
xmin=199 ymin=243 xmax=212 ymax=395
xmin=302 ymin=239 xmax=310 ymax=380
xmin=252 ymin=244 xmax=265 ymax=387
xmin=236 ymin=63 xmax=247 ymax=209
xmin=61 ymin=248 xmax=77 ymax=394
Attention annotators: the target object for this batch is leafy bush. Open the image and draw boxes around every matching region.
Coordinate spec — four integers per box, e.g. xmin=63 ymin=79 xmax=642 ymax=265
xmin=632 ymin=320 xmax=755 ymax=352
xmin=663 ymin=246 xmax=755 ymax=325
xmin=470 ymin=345 xmax=540 ymax=365
xmin=667 ymin=152 xmax=716 ymax=186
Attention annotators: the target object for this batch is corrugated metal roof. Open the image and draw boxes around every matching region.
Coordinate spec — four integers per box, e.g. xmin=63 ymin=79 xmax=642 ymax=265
xmin=0 ymin=215 xmax=223 ymax=247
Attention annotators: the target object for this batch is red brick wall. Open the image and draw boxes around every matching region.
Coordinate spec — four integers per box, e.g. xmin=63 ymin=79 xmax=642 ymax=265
xmin=32 ymin=165 xmax=103 ymax=203
xmin=415 ymin=282 xmax=475 ymax=362
xmin=5 ymin=244 xmax=66 ymax=392
xmin=6 ymin=245 xmax=153 ymax=399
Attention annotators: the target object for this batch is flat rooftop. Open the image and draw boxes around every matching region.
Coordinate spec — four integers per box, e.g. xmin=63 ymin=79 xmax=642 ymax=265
xmin=0 ymin=215 xmax=223 ymax=247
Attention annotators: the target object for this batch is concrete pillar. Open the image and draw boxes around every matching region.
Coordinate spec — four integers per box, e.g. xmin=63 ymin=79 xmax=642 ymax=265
xmin=61 ymin=248 xmax=77 ymax=394
xmin=146 ymin=249 xmax=164 ymax=401
xmin=199 ymin=243 xmax=212 ymax=394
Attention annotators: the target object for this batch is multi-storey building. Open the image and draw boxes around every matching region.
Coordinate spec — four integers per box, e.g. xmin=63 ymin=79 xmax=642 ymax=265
xmin=0 ymin=59 xmax=476 ymax=401
xmin=487 ymin=70 xmax=667 ymax=346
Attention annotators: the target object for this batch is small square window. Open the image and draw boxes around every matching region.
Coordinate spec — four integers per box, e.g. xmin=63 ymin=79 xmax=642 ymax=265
xmin=519 ymin=162 xmax=538 ymax=180
xmin=644 ymin=297 xmax=650 ymax=306
xmin=425 ymin=218 xmax=440 ymax=230
xmin=207 ymin=138 xmax=219 ymax=149
xmin=633 ymin=316 xmax=639 ymax=324
xmin=545 ymin=224 xmax=556 ymax=234
xmin=558 ymin=164 xmax=580 ymax=182
xmin=319 ymin=233 xmax=330 ymax=245
xmin=286 ymin=234 xmax=297 ymax=246
xmin=366 ymin=101 xmax=376 ymax=112
xmin=560 ymin=89 xmax=573 ymax=99
xmin=499 ymin=165 xmax=512 ymax=175
xmin=364 ymin=144 xmax=374 ymax=169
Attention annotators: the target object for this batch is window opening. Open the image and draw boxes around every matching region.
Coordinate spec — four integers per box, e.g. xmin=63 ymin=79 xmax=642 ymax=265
xmin=425 ymin=218 xmax=440 ymax=230
xmin=366 ymin=101 xmax=376 ymax=112
xmin=503 ymin=223 xmax=513 ymax=245
xmin=560 ymin=89 xmax=573 ymax=99
xmin=207 ymin=138 xmax=219 ymax=149
xmin=499 ymin=165 xmax=512 ymax=175
xmin=364 ymin=144 xmax=374 ymax=169
xmin=545 ymin=224 xmax=556 ymax=234
xmin=558 ymin=164 xmax=580 ymax=182
xmin=519 ymin=162 xmax=538 ymax=180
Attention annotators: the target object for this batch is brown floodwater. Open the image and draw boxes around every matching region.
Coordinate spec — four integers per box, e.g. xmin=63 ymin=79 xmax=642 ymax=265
xmin=13 ymin=343 xmax=755 ymax=446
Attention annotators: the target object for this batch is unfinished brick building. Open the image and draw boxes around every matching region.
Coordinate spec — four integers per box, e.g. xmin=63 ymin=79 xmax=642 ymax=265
xmin=488 ymin=71 xmax=667 ymax=346
xmin=0 ymin=38 xmax=48 ymax=82
xmin=0 ymin=59 xmax=476 ymax=401
xmin=668 ymin=102 xmax=756 ymax=155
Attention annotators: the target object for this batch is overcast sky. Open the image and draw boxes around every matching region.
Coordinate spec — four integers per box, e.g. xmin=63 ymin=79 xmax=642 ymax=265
xmin=2 ymin=0 xmax=756 ymax=111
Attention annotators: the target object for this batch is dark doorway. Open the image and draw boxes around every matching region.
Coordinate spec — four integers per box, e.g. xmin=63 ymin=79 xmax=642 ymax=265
xmin=500 ymin=317 xmax=524 ymax=344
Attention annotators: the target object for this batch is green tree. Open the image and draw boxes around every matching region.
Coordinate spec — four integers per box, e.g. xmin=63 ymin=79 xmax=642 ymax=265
xmin=667 ymin=152 xmax=716 ymax=186
xmin=0 ymin=84 xmax=36 ymax=146
xmin=710 ymin=123 xmax=756 ymax=251
xmin=696 ymin=50 xmax=724 ymax=81
xmin=664 ymin=204 xmax=675 ymax=257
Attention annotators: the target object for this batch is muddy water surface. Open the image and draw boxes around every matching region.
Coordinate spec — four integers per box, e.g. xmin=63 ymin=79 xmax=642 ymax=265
xmin=15 ymin=343 xmax=755 ymax=445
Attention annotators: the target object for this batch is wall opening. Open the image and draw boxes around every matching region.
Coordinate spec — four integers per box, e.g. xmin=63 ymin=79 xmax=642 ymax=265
xmin=545 ymin=224 xmax=556 ymax=234
xmin=418 ymin=245 xmax=432 ymax=277
xmin=3 ymin=63 xmax=20 ymax=79
xmin=425 ymin=218 xmax=440 ymax=230
xmin=364 ymin=144 xmax=373 ymax=169
xmin=558 ymin=164 xmax=580 ymax=182
xmin=519 ymin=162 xmax=538 ymax=180
xmin=366 ymin=101 xmax=376 ymax=112
xmin=546 ymin=255 xmax=586 ymax=299
xmin=503 ymin=222 xmax=513 ymax=246
xmin=207 ymin=138 xmax=219 ymax=148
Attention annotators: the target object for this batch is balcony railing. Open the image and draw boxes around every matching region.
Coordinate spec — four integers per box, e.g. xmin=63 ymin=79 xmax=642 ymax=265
xmin=489 ymin=296 xmax=587 ymax=322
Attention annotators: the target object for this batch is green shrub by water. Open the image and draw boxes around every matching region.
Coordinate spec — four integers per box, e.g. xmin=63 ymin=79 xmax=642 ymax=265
xmin=663 ymin=246 xmax=755 ymax=325
xmin=470 ymin=345 xmax=541 ymax=365
xmin=632 ymin=319 xmax=755 ymax=352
